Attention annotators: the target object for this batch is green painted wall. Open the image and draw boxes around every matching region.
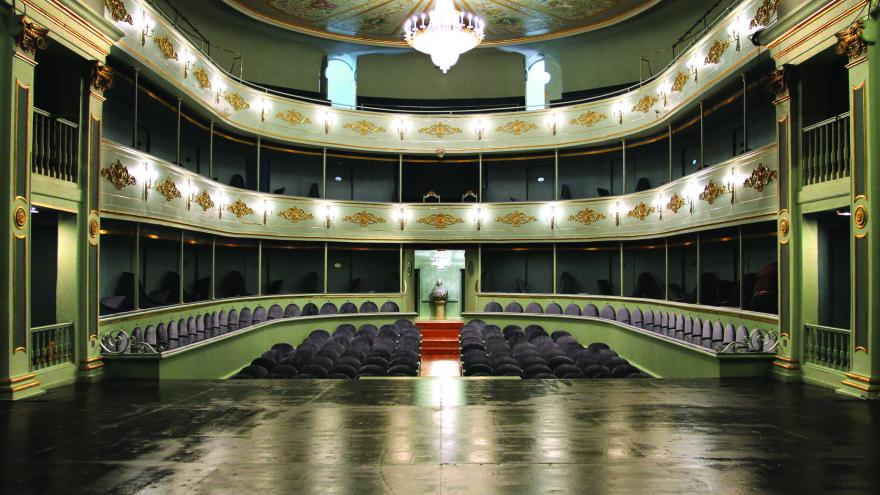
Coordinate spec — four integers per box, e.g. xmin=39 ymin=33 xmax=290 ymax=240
xmin=414 ymin=250 xmax=465 ymax=319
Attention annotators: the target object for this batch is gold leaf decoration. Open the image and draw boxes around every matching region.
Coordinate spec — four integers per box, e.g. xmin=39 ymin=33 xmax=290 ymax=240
xmin=224 ymin=93 xmax=250 ymax=111
xmin=666 ymin=193 xmax=686 ymax=214
xmin=699 ymin=179 xmax=727 ymax=205
xmin=704 ymin=40 xmax=730 ymax=65
xmin=627 ymin=202 xmax=656 ymax=221
xmin=278 ymin=207 xmax=314 ymax=224
xmin=154 ymin=178 xmax=181 ymax=201
xmin=193 ymin=69 xmax=211 ymax=90
xmin=153 ymin=35 xmax=178 ymax=61
xmin=496 ymin=211 xmax=537 ymax=227
xmin=344 ymin=120 xmax=385 ymax=135
xmin=194 ymin=191 xmax=214 ymax=211
xmin=743 ymin=164 xmax=778 ymax=192
xmin=344 ymin=211 xmax=386 ymax=227
xmin=104 ymin=0 xmax=133 ymax=24
xmin=569 ymin=111 xmax=607 ymax=127
xmin=419 ymin=122 xmax=462 ymax=138
xmin=417 ymin=213 xmax=465 ymax=229
xmin=750 ymin=0 xmax=780 ymax=29
xmin=855 ymin=205 xmax=868 ymax=229
xmin=496 ymin=119 xmax=538 ymax=136
xmin=226 ymin=200 xmax=254 ymax=218
xmin=100 ymin=160 xmax=137 ymax=190
xmin=632 ymin=95 xmax=659 ymax=113
xmin=835 ymin=20 xmax=867 ymax=63
xmin=568 ymin=208 xmax=606 ymax=225
xmin=672 ymin=71 xmax=690 ymax=92
xmin=276 ymin=110 xmax=312 ymax=127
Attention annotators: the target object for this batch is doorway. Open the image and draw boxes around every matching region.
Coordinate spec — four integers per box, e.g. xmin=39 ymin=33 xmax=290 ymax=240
xmin=414 ymin=250 xmax=465 ymax=320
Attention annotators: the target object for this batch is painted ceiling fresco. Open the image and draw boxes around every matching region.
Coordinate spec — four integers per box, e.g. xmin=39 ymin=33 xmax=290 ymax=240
xmin=222 ymin=0 xmax=661 ymax=46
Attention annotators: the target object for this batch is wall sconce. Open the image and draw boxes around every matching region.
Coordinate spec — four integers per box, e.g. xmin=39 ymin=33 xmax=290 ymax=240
xmin=728 ymin=15 xmax=751 ymax=52
xmin=322 ymin=203 xmax=337 ymax=228
xmin=135 ymin=10 xmax=156 ymax=46
xmin=469 ymin=206 xmax=489 ymax=231
xmin=656 ymin=194 xmax=666 ymax=220
xmin=184 ymin=180 xmax=196 ymax=211
xmin=182 ymin=49 xmax=196 ymax=79
xmin=684 ymin=182 xmax=700 ymax=214
xmin=657 ymin=82 xmax=671 ymax=106
xmin=611 ymin=202 xmax=622 ymax=226
xmin=254 ymin=199 xmax=273 ymax=225
xmin=392 ymin=206 xmax=409 ymax=231
xmin=394 ymin=119 xmax=409 ymax=141
xmin=726 ymin=168 xmax=739 ymax=204
xmin=321 ymin=110 xmax=334 ymax=134
xmin=213 ymin=76 xmax=226 ymax=105
xmin=687 ymin=54 xmax=703 ymax=83
xmin=256 ymin=97 xmax=271 ymax=122
xmin=545 ymin=113 xmax=561 ymax=136
xmin=542 ymin=203 xmax=561 ymax=230
xmin=612 ymin=101 xmax=625 ymax=124
xmin=141 ymin=162 xmax=158 ymax=201
xmin=218 ymin=193 xmax=229 ymax=219
xmin=473 ymin=119 xmax=486 ymax=141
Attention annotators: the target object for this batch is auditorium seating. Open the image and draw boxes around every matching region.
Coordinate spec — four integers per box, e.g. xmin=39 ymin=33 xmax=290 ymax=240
xmin=231 ymin=320 xmax=421 ymax=379
xmin=459 ymin=320 xmax=650 ymax=379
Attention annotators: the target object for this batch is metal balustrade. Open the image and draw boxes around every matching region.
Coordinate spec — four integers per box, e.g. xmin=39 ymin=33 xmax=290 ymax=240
xmin=801 ymin=113 xmax=849 ymax=186
xmin=30 ymin=322 xmax=75 ymax=371
xmin=32 ymin=108 xmax=79 ymax=183
xmin=804 ymin=323 xmax=851 ymax=371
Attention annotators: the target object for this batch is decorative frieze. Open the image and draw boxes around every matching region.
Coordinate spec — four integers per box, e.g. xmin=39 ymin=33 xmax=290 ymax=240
xmin=344 ymin=120 xmax=385 ymax=135
xmin=496 ymin=120 xmax=537 ymax=136
xmin=568 ymin=208 xmax=606 ymax=225
xmin=277 ymin=110 xmax=312 ymax=127
xmin=569 ymin=111 xmax=607 ymax=127
xmin=278 ymin=207 xmax=314 ymax=224
xmin=419 ymin=122 xmax=462 ymax=138
xmin=417 ymin=213 xmax=464 ymax=229
xmin=344 ymin=211 xmax=385 ymax=226
xmin=496 ymin=211 xmax=537 ymax=227
xmin=632 ymin=95 xmax=659 ymax=113
xmin=224 ymin=93 xmax=250 ymax=111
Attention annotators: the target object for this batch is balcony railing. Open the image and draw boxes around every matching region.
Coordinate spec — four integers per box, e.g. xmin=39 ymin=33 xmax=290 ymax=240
xmin=32 ymin=108 xmax=79 ymax=183
xmin=804 ymin=323 xmax=851 ymax=371
xmin=801 ymin=113 xmax=849 ymax=187
xmin=30 ymin=322 xmax=75 ymax=371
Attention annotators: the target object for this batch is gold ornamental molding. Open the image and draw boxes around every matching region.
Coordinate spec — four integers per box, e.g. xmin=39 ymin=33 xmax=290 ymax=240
xmin=104 ymin=0 xmax=133 ymax=24
xmin=344 ymin=211 xmax=386 ymax=227
xmin=704 ymin=40 xmax=730 ymax=65
xmin=569 ymin=111 xmax=607 ymax=127
xmin=17 ymin=17 xmax=49 ymax=55
xmin=344 ymin=120 xmax=385 ymax=135
xmin=496 ymin=120 xmax=538 ymax=136
xmin=750 ymin=0 xmax=780 ymax=30
xmin=699 ymin=179 xmax=727 ymax=204
xmin=88 ymin=61 xmax=114 ymax=92
xmin=743 ymin=163 xmax=778 ymax=192
xmin=194 ymin=191 xmax=215 ymax=211
xmin=419 ymin=122 xmax=462 ymax=138
xmin=627 ymin=202 xmax=656 ymax=221
xmin=278 ymin=207 xmax=314 ymax=224
xmin=671 ymin=71 xmax=690 ymax=93
xmin=779 ymin=217 xmax=790 ymax=238
xmin=835 ymin=20 xmax=867 ymax=64
xmin=154 ymin=179 xmax=182 ymax=201
xmin=193 ymin=69 xmax=211 ymax=90
xmin=854 ymin=205 xmax=868 ymax=230
xmin=496 ymin=211 xmax=537 ymax=227
xmin=568 ymin=208 xmax=606 ymax=225
xmin=768 ymin=66 xmax=792 ymax=104
xmin=153 ymin=35 xmax=178 ymax=61
xmin=100 ymin=160 xmax=137 ymax=190
xmin=666 ymin=193 xmax=686 ymax=214
xmin=13 ymin=207 xmax=27 ymax=229
xmin=277 ymin=110 xmax=312 ymax=127
xmin=632 ymin=95 xmax=659 ymax=113
xmin=224 ymin=93 xmax=250 ymax=111
xmin=226 ymin=200 xmax=254 ymax=218
xmin=417 ymin=213 xmax=465 ymax=229
xmin=89 ymin=219 xmax=100 ymax=239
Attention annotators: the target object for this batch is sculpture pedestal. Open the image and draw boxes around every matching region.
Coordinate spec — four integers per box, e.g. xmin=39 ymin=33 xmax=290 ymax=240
xmin=432 ymin=301 xmax=446 ymax=320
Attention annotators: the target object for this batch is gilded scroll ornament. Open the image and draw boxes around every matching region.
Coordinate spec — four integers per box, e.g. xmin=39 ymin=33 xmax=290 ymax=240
xmin=89 ymin=61 xmax=115 ymax=92
xmin=496 ymin=119 xmax=538 ymax=136
xmin=568 ymin=208 xmax=606 ymax=225
xmin=672 ymin=71 xmax=690 ymax=93
xmin=344 ymin=120 xmax=385 ymax=135
xmin=224 ymin=93 xmax=250 ymax=111
xmin=154 ymin=179 xmax=182 ymax=201
xmin=855 ymin=205 xmax=868 ymax=229
xmin=569 ymin=111 xmax=607 ymax=127
xmin=104 ymin=0 xmax=133 ymax=24
xmin=666 ymin=193 xmax=686 ymax=214
xmin=699 ymin=179 xmax=727 ymax=205
xmin=419 ymin=122 xmax=462 ymax=138
xmin=417 ymin=213 xmax=465 ymax=229
xmin=14 ymin=207 xmax=27 ymax=229
xmin=193 ymin=69 xmax=211 ymax=90
xmin=496 ymin=211 xmax=537 ymax=227
xmin=277 ymin=110 xmax=312 ymax=127
xmin=194 ymin=191 xmax=215 ymax=211
xmin=750 ymin=0 xmax=780 ymax=29
xmin=767 ymin=66 xmax=791 ymax=103
xmin=100 ymin=160 xmax=137 ymax=190
xmin=743 ymin=164 xmax=778 ymax=192
xmin=278 ymin=207 xmax=314 ymax=224
xmin=153 ymin=35 xmax=178 ymax=61
xmin=632 ymin=95 xmax=659 ymax=113
xmin=226 ymin=200 xmax=254 ymax=218
xmin=627 ymin=202 xmax=656 ymax=221
xmin=17 ymin=18 xmax=49 ymax=55
xmin=344 ymin=211 xmax=386 ymax=226
xmin=704 ymin=40 xmax=730 ymax=65
xmin=835 ymin=20 xmax=867 ymax=63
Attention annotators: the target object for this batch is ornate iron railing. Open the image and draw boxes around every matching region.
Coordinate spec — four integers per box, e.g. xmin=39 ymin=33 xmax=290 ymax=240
xmin=30 ymin=322 xmax=75 ymax=371
xmin=804 ymin=323 xmax=851 ymax=371
xmin=32 ymin=107 xmax=79 ymax=183
xmin=802 ymin=113 xmax=850 ymax=186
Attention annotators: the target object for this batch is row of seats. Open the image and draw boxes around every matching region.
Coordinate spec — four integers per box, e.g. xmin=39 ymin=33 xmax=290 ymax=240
xmin=482 ymin=301 xmax=776 ymax=353
xmin=231 ymin=320 xmax=421 ymax=379
xmin=460 ymin=320 xmax=649 ymax=379
xmin=106 ymin=300 xmax=401 ymax=353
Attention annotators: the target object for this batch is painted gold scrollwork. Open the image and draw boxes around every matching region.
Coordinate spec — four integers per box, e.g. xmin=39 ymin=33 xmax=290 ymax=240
xmin=224 ymin=93 xmax=250 ymax=111
xmin=704 ymin=40 xmax=730 ymax=65
xmin=344 ymin=120 xmax=385 ymax=135
xmin=627 ymin=202 xmax=656 ymax=221
xmin=344 ymin=211 xmax=386 ymax=226
xmin=632 ymin=95 xmax=658 ymax=113
xmin=750 ymin=0 xmax=780 ymax=29
xmin=153 ymin=35 xmax=178 ymax=61
xmin=226 ymin=200 xmax=254 ymax=218
xmin=104 ymin=0 xmax=133 ymax=24
xmin=569 ymin=111 xmax=606 ymax=127
xmin=672 ymin=71 xmax=689 ymax=93
xmin=417 ymin=213 xmax=465 ymax=229
xmin=278 ymin=207 xmax=314 ymax=224
xmin=496 ymin=120 xmax=538 ymax=136
xmin=496 ymin=211 xmax=537 ymax=227
xmin=743 ymin=164 xmax=778 ymax=192
xmin=568 ymin=208 xmax=606 ymax=225
xmin=699 ymin=180 xmax=727 ymax=205
xmin=154 ymin=179 xmax=182 ymax=201
xmin=100 ymin=160 xmax=137 ymax=190
xmin=194 ymin=191 xmax=215 ymax=211
xmin=666 ymin=193 xmax=686 ymax=214
xmin=419 ymin=122 xmax=462 ymax=138
xmin=277 ymin=110 xmax=312 ymax=127
xmin=193 ymin=69 xmax=211 ymax=90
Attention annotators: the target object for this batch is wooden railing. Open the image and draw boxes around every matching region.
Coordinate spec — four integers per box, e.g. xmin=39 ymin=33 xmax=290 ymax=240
xmin=32 ymin=108 xmax=79 ymax=183
xmin=801 ymin=113 xmax=849 ymax=186
xmin=804 ymin=323 xmax=851 ymax=371
xmin=30 ymin=322 xmax=75 ymax=371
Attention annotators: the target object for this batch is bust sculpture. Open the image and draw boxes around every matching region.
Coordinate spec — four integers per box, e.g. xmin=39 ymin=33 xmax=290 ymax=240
xmin=429 ymin=279 xmax=448 ymax=302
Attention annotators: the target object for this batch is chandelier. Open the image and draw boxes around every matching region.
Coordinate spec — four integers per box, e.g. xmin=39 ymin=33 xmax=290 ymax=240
xmin=404 ymin=0 xmax=485 ymax=73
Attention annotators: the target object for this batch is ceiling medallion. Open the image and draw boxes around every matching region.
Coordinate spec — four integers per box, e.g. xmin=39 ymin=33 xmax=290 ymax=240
xmin=496 ymin=211 xmax=537 ymax=227
xmin=699 ymin=179 xmax=727 ymax=205
xmin=404 ymin=0 xmax=485 ymax=73
xmin=224 ymin=93 xmax=250 ymax=111
xmin=632 ymin=95 xmax=659 ymax=113
xmin=569 ymin=111 xmax=607 ymax=127
xmin=100 ymin=160 xmax=137 ymax=190
xmin=419 ymin=122 xmax=463 ymax=138
xmin=417 ymin=213 xmax=465 ymax=229
xmin=750 ymin=0 xmax=780 ymax=30
xmin=704 ymin=40 xmax=730 ymax=65
xmin=672 ymin=71 xmax=690 ymax=92
xmin=104 ymin=0 xmax=133 ymax=24
xmin=226 ymin=200 xmax=254 ymax=218
xmin=193 ymin=69 xmax=211 ymax=90
xmin=344 ymin=211 xmax=386 ymax=227
xmin=194 ymin=191 xmax=215 ymax=211
xmin=627 ymin=202 xmax=656 ymax=221
xmin=278 ymin=207 xmax=314 ymax=224
xmin=568 ymin=208 xmax=606 ymax=225
xmin=835 ymin=20 xmax=867 ymax=63
xmin=277 ymin=110 xmax=312 ymax=127
xmin=496 ymin=119 xmax=538 ymax=136
xmin=666 ymin=193 xmax=686 ymax=214
xmin=743 ymin=164 xmax=778 ymax=192
xmin=153 ymin=35 xmax=178 ymax=61
xmin=344 ymin=120 xmax=386 ymax=136
xmin=154 ymin=178 xmax=182 ymax=201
